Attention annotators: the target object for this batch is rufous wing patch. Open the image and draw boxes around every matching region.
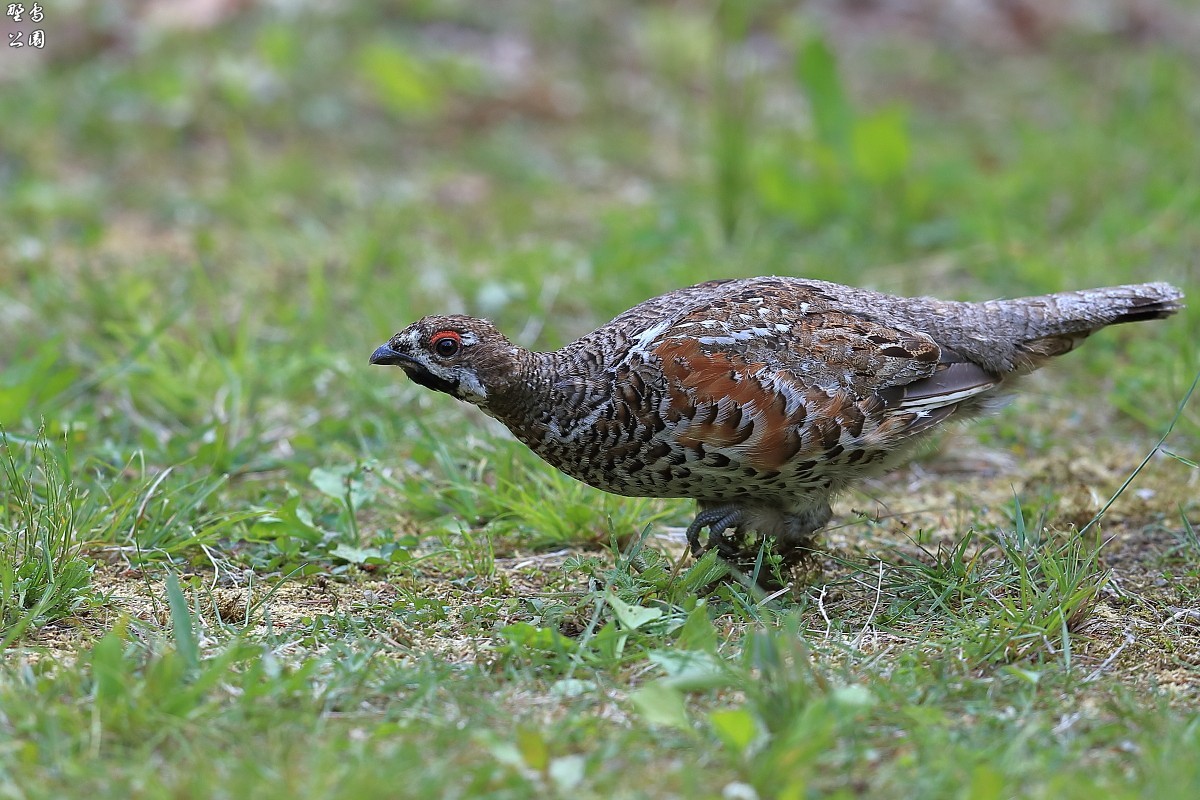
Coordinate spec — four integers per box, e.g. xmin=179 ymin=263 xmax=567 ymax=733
xmin=656 ymin=337 xmax=818 ymax=471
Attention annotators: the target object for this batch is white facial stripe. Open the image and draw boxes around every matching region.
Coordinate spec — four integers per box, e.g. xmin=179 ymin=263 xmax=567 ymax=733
xmin=423 ymin=361 xmax=488 ymax=403
xmin=455 ymin=371 xmax=488 ymax=403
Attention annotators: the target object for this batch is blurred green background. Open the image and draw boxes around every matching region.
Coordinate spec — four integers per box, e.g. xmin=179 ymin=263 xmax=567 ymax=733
xmin=0 ymin=0 xmax=1197 ymax=569
xmin=2 ymin=3 xmax=1200 ymax=797
xmin=2 ymin=0 xmax=1198 ymax=558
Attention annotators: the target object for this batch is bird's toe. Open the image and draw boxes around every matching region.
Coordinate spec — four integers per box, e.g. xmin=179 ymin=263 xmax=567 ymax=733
xmin=685 ymin=505 xmax=746 ymax=556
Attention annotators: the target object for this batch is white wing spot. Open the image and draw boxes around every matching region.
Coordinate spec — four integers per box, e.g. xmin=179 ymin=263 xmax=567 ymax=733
xmin=693 ymin=326 xmax=775 ymax=346
xmin=630 ymin=318 xmax=671 ymax=351
xmin=896 ymin=384 xmax=996 ymax=413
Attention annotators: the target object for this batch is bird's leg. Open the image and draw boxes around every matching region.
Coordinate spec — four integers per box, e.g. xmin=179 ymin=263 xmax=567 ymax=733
xmin=771 ymin=502 xmax=834 ymax=568
xmin=685 ymin=504 xmax=745 ymax=557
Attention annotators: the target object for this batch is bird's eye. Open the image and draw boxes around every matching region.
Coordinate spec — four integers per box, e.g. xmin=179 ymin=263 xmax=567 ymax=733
xmin=431 ymin=331 xmax=462 ymax=358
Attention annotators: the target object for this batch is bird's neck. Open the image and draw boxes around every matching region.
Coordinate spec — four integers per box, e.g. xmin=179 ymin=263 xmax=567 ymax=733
xmin=481 ymin=346 xmax=612 ymax=454
xmin=479 ymin=348 xmax=557 ymax=422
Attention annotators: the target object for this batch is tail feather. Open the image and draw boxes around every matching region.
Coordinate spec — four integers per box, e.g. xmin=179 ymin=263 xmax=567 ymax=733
xmin=1006 ymin=281 xmax=1184 ymax=371
xmin=1106 ymin=283 xmax=1186 ymax=324
xmin=1011 ymin=281 xmax=1183 ymax=334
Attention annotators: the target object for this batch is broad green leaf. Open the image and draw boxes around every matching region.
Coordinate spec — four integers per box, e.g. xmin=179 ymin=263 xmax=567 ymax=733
xmin=630 ymin=682 xmax=690 ymax=731
xmin=647 ymin=649 xmax=729 ymax=691
xmin=709 ymin=708 xmax=759 ymax=756
xmin=604 ymin=590 xmax=663 ymax=631
xmin=309 ymin=465 xmax=376 ymax=509
xmin=328 ymin=543 xmax=385 ymax=565
xmin=676 ymin=600 xmax=718 ymax=652
xmin=516 ymin=728 xmax=549 ymax=772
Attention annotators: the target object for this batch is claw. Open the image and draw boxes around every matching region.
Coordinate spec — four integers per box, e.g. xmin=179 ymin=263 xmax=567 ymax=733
xmin=684 ymin=505 xmax=745 ymax=556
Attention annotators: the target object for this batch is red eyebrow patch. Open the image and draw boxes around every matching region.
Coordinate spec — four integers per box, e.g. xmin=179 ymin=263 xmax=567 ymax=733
xmin=431 ymin=330 xmax=462 ymax=345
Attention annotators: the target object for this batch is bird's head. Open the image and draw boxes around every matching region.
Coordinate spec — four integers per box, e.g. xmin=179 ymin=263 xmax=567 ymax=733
xmin=369 ymin=315 xmax=521 ymax=408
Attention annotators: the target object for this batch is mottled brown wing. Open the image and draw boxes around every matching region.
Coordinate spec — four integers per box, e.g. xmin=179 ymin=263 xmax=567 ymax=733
xmin=650 ymin=311 xmax=999 ymax=469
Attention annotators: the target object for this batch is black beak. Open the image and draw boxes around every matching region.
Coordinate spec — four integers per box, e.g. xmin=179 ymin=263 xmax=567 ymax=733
xmin=369 ymin=343 xmax=412 ymax=367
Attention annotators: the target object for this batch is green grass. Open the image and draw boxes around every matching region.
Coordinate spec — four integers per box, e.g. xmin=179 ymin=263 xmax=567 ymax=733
xmin=0 ymin=431 xmax=96 ymax=641
xmin=1 ymin=2 xmax=1198 ymax=797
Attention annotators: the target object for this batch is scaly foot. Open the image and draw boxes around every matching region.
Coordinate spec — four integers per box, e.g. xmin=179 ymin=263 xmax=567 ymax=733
xmin=684 ymin=505 xmax=745 ymax=557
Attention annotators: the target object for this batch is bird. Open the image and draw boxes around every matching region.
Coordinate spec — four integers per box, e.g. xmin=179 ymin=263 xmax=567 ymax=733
xmin=370 ymin=276 xmax=1183 ymax=579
